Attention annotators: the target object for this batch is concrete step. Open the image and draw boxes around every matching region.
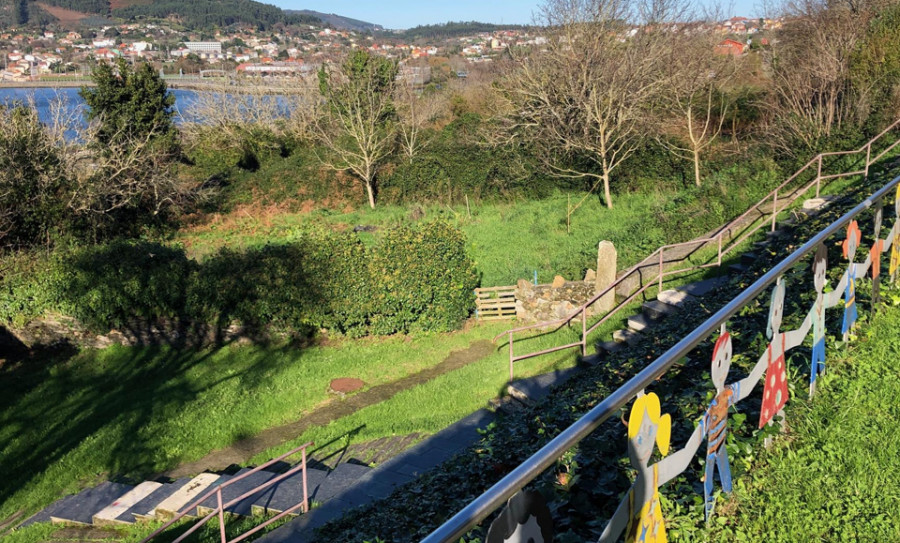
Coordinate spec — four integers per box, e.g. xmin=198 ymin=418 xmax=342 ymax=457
xmin=488 ymin=396 xmax=523 ymax=416
xmin=675 ymin=276 xmax=727 ymax=298
xmin=125 ymin=478 xmax=192 ymax=522
xmin=250 ymin=467 xmax=329 ymax=516
xmin=613 ymin=328 xmax=642 ymax=345
xmin=197 ymin=468 xmax=285 ymax=517
xmin=596 ymin=340 xmax=623 ymax=354
xmin=627 ymin=313 xmax=654 ymax=332
xmin=311 ymin=463 xmax=372 ymax=503
xmin=802 ymin=196 xmax=837 ymax=212
xmin=740 ymin=252 xmax=758 ymax=265
xmin=22 ymin=482 xmax=135 ymax=527
xmin=154 ymin=473 xmax=223 ymax=520
xmin=728 ymin=263 xmax=748 ymax=275
xmin=642 ymin=300 xmax=677 ymax=321
xmin=250 ymin=462 xmax=371 ymax=516
xmin=506 ymin=366 xmax=578 ymax=404
xmin=92 ymin=482 xmax=162 ymax=526
xmin=656 ymin=289 xmax=695 ymax=307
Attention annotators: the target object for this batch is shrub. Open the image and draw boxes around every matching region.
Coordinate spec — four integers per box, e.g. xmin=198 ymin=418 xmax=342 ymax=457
xmin=52 ymin=241 xmax=196 ymax=330
xmin=0 ymin=104 xmax=71 ymax=250
xmin=370 ymin=221 xmax=478 ymax=334
xmin=2 ymin=222 xmax=478 ymax=340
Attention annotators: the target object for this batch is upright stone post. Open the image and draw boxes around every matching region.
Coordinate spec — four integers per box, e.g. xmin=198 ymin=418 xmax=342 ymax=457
xmin=596 ymin=241 xmax=617 ymax=312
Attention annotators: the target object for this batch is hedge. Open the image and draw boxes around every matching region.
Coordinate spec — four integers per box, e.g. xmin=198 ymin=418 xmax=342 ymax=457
xmin=1 ymin=221 xmax=478 ymax=340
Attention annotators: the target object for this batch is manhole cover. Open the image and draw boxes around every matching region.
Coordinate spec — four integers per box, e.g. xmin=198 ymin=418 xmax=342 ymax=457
xmin=329 ymin=378 xmax=365 ymax=395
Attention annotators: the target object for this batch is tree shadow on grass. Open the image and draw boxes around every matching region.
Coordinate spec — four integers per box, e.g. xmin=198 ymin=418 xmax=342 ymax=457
xmin=0 ymin=240 xmax=347 ymax=517
xmin=0 ymin=339 xmax=308 ymax=516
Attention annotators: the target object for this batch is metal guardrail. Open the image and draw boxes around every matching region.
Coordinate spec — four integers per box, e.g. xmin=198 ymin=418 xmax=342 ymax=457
xmin=424 ymin=172 xmax=900 ymax=543
xmin=497 ymin=117 xmax=900 ymax=382
xmin=141 ymin=441 xmax=313 ymax=543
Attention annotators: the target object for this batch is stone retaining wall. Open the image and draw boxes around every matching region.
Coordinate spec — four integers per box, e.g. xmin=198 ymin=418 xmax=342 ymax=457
xmin=515 ymin=276 xmax=603 ymax=324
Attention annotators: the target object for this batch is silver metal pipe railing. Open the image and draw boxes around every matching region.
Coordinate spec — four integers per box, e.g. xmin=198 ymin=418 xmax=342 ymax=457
xmin=421 ymin=174 xmax=900 ymax=543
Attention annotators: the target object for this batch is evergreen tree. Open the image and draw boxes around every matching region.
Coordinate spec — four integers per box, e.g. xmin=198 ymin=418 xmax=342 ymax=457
xmin=80 ymin=58 xmax=177 ymax=153
xmin=13 ymin=0 xmax=29 ymax=25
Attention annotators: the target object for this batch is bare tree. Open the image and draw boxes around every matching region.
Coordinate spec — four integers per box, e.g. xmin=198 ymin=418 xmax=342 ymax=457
xmin=183 ymin=75 xmax=319 ymax=158
xmin=395 ymin=84 xmax=447 ymax=162
xmin=500 ymin=0 xmax=679 ymax=210
xmin=657 ymin=26 xmax=734 ymax=186
xmin=766 ymin=0 xmax=875 ymax=154
xmin=67 ymin=122 xmax=195 ymax=217
xmin=316 ymin=50 xmax=398 ymax=209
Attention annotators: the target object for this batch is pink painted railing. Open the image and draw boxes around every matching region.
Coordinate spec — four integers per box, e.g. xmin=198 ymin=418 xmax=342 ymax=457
xmin=497 ymin=118 xmax=900 ymax=381
xmin=141 ymin=441 xmax=314 ymax=543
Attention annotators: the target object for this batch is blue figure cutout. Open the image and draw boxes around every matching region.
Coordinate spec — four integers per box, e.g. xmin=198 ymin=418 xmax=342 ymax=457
xmin=810 ymin=244 xmax=828 ymax=396
xmin=841 ymin=221 xmax=862 ymax=340
xmin=698 ymin=327 xmax=738 ymax=520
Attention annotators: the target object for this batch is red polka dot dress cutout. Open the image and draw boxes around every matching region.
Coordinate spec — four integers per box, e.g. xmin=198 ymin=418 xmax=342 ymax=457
xmin=759 ymin=334 xmax=788 ymax=429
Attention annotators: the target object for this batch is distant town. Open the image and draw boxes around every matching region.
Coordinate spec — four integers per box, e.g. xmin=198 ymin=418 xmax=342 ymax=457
xmin=0 ymin=15 xmax=784 ymax=83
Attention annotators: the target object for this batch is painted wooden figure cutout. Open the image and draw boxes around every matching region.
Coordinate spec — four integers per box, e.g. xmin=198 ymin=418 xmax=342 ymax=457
xmin=758 ymin=278 xmax=790 ymax=428
xmin=727 ymin=277 xmax=809 ymax=430
xmin=870 ymin=203 xmax=885 ymax=308
xmin=890 ymin=186 xmax=900 ymax=283
xmin=698 ymin=326 xmax=739 ymax=521
xmin=841 ymin=220 xmax=862 ymax=341
xmin=598 ymin=393 xmax=703 ymax=543
xmin=807 ymin=244 xmax=839 ymax=397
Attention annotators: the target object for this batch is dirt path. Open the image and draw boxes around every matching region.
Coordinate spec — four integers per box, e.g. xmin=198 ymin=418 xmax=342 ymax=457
xmin=163 ymin=340 xmax=496 ymax=478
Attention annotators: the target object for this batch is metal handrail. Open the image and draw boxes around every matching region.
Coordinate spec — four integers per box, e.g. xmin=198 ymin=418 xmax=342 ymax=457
xmin=498 ymin=117 xmax=900 ymax=380
xmin=423 ymin=172 xmax=900 ymax=543
xmin=141 ymin=441 xmax=313 ymax=543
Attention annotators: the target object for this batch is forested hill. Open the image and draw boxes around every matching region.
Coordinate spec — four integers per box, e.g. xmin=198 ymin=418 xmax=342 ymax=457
xmin=2 ymin=0 xmax=322 ymax=29
xmin=285 ymin=10 xmax=381 ymax=32
xmin=396 ymin=21 xmax=529 ymax=40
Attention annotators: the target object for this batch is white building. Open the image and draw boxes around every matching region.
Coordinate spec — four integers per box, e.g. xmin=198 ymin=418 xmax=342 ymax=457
xmin=185 ymin=42 xmax=222 ymax=54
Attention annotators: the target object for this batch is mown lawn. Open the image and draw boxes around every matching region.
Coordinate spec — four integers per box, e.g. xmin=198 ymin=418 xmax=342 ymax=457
xmin=0 ymin=317 xmax=585 ymax=528
xmin=0 ymin=323 xmax=498 ymax=520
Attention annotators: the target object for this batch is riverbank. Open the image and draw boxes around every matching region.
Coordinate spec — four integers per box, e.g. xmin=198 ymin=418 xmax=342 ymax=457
xmin=0 ymin=79 xmax=302 ymax=92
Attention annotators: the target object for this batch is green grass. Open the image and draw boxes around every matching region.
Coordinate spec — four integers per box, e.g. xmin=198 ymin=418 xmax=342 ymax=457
xmin=700 ymin=291 xmax=900 ymax=542
xmin=0 ymin=317 xmax=582 ymax=526
xmin=0 ymin=323 xmax=507 ymax=520
xmin=246 ymin=326 xmax=580 ymax=467
xmin=177 ymin=174 xmax=776 ymax=288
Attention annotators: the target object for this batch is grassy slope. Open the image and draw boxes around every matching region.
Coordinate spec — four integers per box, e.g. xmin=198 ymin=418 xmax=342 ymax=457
xmin=704 ymin=294 xmax=900 ymax=542
xmin=0 ymin=319 xmax=583 ymax=523
xmin=0 ymin=324 xmax=497 ymax=518
xmin=178 ymin=176 xmax=775 ymax=288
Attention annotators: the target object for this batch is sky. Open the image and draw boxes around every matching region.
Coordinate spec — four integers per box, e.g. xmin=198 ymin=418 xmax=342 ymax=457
xmin=272 ymin=0 xmax=763 ymax=30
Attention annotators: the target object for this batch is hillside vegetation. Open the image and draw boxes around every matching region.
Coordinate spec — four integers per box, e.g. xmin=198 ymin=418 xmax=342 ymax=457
xmin=3 ymin=0 xmax=900 ymax=534
xmin=1 ymin=0 xmax=321 ymax=29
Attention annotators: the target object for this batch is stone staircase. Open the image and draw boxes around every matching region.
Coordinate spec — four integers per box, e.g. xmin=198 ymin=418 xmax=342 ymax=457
xmin=594 ymin=197 xmax=835 ymax=357
xmin=20 ymin=460 xmax=374 ymax=529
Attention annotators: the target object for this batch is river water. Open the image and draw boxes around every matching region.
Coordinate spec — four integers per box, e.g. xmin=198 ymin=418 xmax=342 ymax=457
xmin=0 ymin=87 xmax=202 ymax=127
